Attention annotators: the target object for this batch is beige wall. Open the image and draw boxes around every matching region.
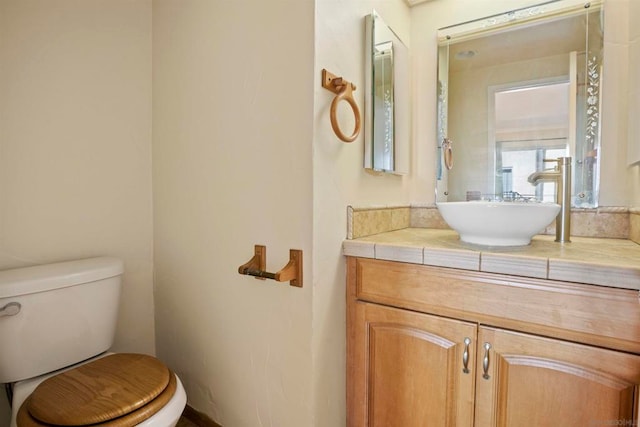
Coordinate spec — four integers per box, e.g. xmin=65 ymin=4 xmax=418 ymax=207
xmin=629 ymin=0 xmax=640 ymax=206
xmin=152 ymin=1 xmax=315 ymax=425
xmin=600 ymin=0 xmax=632 ymax=207
xmin=152 ymin=0 xmax=412 ymax=425
xmin=0 ymin=0 xmax=154 ymax=356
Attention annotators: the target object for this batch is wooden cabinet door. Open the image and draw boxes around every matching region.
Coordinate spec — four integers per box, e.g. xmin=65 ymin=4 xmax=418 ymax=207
xmin=475 ymin=326 xmax=640 ymax=427
xmin=348 ymin=301 xmax=477 ymax=427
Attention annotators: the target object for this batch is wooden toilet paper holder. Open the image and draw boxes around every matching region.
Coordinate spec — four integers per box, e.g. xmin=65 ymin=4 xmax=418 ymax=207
xmin=238 ymin=245 xmax=303 ymax=288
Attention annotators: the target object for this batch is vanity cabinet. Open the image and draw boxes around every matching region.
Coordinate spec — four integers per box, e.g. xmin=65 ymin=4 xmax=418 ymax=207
xmin=347 ymin=257 xmax=640 ymax=427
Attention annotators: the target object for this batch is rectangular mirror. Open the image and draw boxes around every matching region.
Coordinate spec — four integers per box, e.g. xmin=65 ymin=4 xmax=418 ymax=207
xmin=365 ymin=11 xmax=409 ymax=174
xmin=436 ymin=0 xmax=603 ymax=207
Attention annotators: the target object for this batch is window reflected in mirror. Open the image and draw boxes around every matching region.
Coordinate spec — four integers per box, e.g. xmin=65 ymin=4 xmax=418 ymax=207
xmin=493 ymin=82 xmax=570 ymax=203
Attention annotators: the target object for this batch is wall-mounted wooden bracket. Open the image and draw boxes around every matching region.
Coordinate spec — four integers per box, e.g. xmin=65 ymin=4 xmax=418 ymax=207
xmin=238 ymin=245 xmax=303 ymax=288
xmin=238 ymin=244 xmax=267 ymax=280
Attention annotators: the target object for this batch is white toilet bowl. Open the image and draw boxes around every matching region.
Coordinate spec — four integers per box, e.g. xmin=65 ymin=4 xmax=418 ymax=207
xmin=0 ymin=258 xmax=187 ymax=427
xmin=9 ymin=353 xmax=187 ymax=427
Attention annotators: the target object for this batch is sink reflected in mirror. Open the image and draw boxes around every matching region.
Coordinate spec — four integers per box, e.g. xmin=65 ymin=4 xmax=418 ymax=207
xmin=437 ymin=201 xmax=561 ymax=247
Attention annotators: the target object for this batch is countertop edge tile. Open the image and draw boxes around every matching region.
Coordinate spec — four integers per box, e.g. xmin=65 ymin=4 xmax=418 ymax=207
xmin=548 ymin=259 xmax=640 ymax=290
xmin=375 ymin=244 xmax=424 ymax=264
xmin=423 ymin=247 xmax=480 ymax=271
xmin=480 ymin=253 xmax=548 ymax=279
xmin=343 ymin=240 xmax=375 ymax=258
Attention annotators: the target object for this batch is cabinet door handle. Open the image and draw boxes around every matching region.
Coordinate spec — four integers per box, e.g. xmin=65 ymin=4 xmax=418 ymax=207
xmin=462 ymin=337 xmax=471 ymax=374
xmin=482 ymin=342 xmax=492 ymax=380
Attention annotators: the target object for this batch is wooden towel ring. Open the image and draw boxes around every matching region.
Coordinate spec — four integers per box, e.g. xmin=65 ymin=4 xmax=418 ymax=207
xmin=322 ymin=69 xmax=361 ymax=143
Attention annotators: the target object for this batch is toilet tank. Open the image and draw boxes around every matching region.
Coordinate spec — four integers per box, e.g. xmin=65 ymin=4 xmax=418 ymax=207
xmin=0 ymin=257 xmax=124 ymax=383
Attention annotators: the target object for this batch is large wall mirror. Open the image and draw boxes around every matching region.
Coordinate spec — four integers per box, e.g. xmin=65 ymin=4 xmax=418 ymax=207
xmin=365 ymin=11 xmax=410 ymax=174
xmin=436 ymin=0 xmax=603 ymax=207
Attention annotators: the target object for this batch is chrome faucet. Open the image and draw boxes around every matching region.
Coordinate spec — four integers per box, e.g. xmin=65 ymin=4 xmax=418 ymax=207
xmin=527 ymin=157 xmax=572 ymax=243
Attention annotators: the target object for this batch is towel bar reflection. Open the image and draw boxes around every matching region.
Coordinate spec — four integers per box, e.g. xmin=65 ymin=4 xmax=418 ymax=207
xmin=322 ymin=69 xmax=361 ymax=143
xmin=238 ymin=245 xmax=303 ymax=288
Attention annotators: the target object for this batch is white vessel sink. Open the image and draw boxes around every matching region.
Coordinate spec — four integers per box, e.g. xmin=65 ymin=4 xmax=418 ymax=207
xmin=436 ymin=201 xmax=561 ymax=246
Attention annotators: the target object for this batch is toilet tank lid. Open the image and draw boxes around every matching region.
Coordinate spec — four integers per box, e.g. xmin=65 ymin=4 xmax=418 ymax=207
xmin=0 ymin=257 xmax=124 ymax=298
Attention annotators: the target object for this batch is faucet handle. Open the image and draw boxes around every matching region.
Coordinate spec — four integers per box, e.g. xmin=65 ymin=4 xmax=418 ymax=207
xmin=542 ymin=158 xmax=560 ymax=170
xmin=543 ymin=157 xmax=572 ymax=163
xmin=543 ymin=157 xmax=572 ymax=169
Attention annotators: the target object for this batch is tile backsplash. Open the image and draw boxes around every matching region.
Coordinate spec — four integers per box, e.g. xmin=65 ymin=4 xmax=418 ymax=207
xmin=348 ymin=204 xmax=640 ymax=244
xmin=347 ymin=206 xmax=410 ymax=239
xmin=545 ymin=207 xmax=629 ymax=239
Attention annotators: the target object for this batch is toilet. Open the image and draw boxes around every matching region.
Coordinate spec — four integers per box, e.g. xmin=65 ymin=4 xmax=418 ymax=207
xmin=0 ymin=257 xmax=187 ymax=427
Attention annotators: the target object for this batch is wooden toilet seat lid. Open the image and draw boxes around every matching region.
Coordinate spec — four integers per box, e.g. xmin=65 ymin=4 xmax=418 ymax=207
xmin=18 ymin=353 xmax=175 ymax=427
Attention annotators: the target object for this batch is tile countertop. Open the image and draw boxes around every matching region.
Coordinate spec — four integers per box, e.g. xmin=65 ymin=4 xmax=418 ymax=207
xmin=343 ymin=228 xmax=640 ymax=290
